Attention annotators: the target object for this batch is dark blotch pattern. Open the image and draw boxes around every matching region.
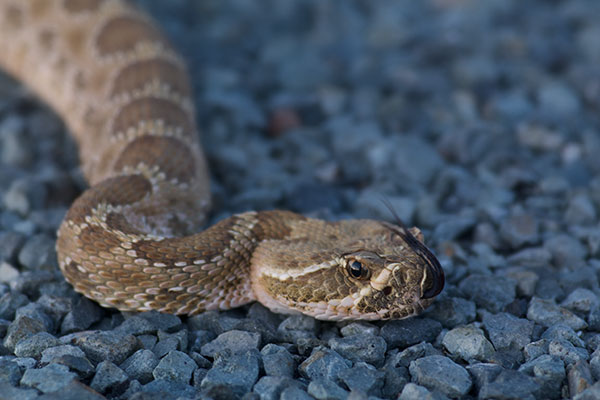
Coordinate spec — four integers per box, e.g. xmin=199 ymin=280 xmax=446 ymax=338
xmin=65 ymin=174 xmax=152 ymax=224
xmin=110 ymin=58 xmax=190 ymax=99
xmin=63 ymin=0 xmax=103 ymax=13
xmin=96 ymin=16 xmax=166 ymax=56
xmin=111 ymin=97 xmax=194 ymax=138
xmin=113 ymin=135 xmax=196 ymax=183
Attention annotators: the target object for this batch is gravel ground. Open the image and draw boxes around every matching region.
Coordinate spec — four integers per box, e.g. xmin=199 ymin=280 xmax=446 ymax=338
xmin=1 ymin=0 xmax=600 ymax=399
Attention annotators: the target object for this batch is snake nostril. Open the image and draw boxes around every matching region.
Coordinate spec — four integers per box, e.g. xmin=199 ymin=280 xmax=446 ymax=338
xmin=382 ymin=286 xmax=392 ymax=296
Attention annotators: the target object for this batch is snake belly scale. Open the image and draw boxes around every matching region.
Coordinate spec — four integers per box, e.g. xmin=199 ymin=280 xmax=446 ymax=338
xmin=0 ymin=0 xmax=444 ymax=321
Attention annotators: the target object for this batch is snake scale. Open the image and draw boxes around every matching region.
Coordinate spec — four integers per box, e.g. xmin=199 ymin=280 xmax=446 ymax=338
xmin=0 ymin=0 xmax=444 ymax=321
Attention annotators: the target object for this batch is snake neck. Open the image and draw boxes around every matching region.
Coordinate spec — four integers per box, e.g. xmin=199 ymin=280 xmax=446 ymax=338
xmin=58 ymin=206 xmax=307 ymax=314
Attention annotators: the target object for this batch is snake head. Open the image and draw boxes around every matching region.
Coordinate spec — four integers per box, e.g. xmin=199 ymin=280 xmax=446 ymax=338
xmin=250 ymin=217 xmax=444 ymax=321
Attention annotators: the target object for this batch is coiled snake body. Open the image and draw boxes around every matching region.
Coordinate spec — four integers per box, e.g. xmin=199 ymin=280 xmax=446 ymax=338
xmin=0 ymin=0 xmax=444 ymax=320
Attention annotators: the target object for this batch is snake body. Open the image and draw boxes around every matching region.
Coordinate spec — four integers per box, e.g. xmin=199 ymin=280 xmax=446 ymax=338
xmin=0 ymin=0 xmax=444 ymax=320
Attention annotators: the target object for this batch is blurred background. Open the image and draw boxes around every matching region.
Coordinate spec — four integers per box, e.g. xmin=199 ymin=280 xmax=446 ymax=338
xmin=1 ymin=0 xmax=600 ymax=398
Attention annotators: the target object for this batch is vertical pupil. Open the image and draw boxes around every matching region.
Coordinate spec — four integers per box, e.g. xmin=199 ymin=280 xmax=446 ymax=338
xmin=350 ymin=261 xmax=363 ymax=277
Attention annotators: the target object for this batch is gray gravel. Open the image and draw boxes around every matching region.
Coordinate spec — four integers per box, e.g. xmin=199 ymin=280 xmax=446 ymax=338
xmin=90 ymin=361 xmax=128 ymax=395
xmin=1 ymin=0 xmax=600 ymax=398
xmin=261 ymin=343 xmax=296 ymax=378
xmin=409 ymin=355 xmax=472 ymax=398
xmin=442 ymin=324 xmax=495 ymax=362
xmin=120 ymin=349 xmax=159 ymax=384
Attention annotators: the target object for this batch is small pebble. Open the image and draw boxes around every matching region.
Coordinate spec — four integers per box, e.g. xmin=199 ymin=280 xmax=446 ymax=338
xmin=328 ymin=334 xmax=387 ymax=367
xmin=120 ymin=349 xmax=159 ymax=384
xmin=158 ymin=327 xmax=187 ymax=350
xmin=518 ymin=354 xmax=565 ymax=397
xmin=565 ymin=195 xmax=597 ymax=225
xmin=574 ymin=382 xmax=600 ymax=400
xmin=503 ymin=267 xmax=540 ymax=297
xmin=548 ymin=339 xmax=589 ymax=365
xmin=425 ymin=297 xmax=476 ymax=328
xmin=544 ymin=234 xmax=588 ymax=268
xmin=17 ymin=233 xmax=57 ymax=271
xmin=200 ymin=349 xmax=260 ymax=397
xmin=381 ymin=365 xmax=410 ymax=398
xmin=568 ymin=360 xmax=594 ymax=397
xmin=590 ymin=349 xmax=600 ymax=381
xmin=53 ymin=354 xmax=95 ymax=379
xmin=189 ymin=351 xmax=211 ymax=369
xmin=306 ymin=379 xmax=349 ymax=400
xmin=409 ymin=355 xmax=472 ymax=398
xmin=399 ymin=383 xmax=449 ymax=400
xmin=15 ymin=303 xmax=54 ymax=332
xmin=298 ymin=347 xmax=350 ymax=384
xmin=3 ymin=315 xmax=47 ymax=351
xmin=482 ymin=312 xmax=534 ymax=350
xmin=467 ymin=362 xmax=503 ymax=391
xmin=524 ymin=340 xmax=550 ymax=362
xmin=538 ymin=82 xmax=581 ymax=121
xmin=478 ymin=369 xmax=540 ymax=400
xmin=90 ymin=360 xmax=128 ymax=395
xmin=141 ymin=379 xmax=198 ymax=399
xmin=442 ymin=324 xmax=495 ymax=362
xmin=527 ymin=297 xmax=588 ymax=330
xmin=390 ymin=342 xmax=442 ymax=368
xmin=189 ymin=330 xmax=215 ymax=352
xmin=277 ymin=315 xmax=318 ymax=342
xmin=339 ymin=322 xmax=379 ymax=337
xmin=114 ymin=316 xmax=156 ymax=336
xmin=253 ymin=376 xmax=303 ymax=400
xmin=561 ymin=288 xmax=599 ymax=314
xmin=0 ymin=292 xmax=29 ymax=320
xmin=60 ymin=297 xmax=104 ymax=334
xmin=261 ymin=343 xmax=295 ymax=378
xmin=12 ymin=270 xmax=56 ymax=298
xmin=507 ymin=247 xmax=552 ymax=268
xmin=200 ymin=329 xmax=261 ymax=358
xmin=152 ymin=350 xmax=196 ymax=384
xmin=0 ymin=383 xmax=38 ymax=400
xmin=13 ymin=331 xmax=60 ymax=359
xmin=137 ymin=334 xmax=158 ymax=350
xmin=152 ymin=336 xmax=179 ymax=358
xmin=542 ymin=324 xmax=585 ymax=348
xmin=0 ymin=262 xmax=19 ymax=284
xmin=499 ymin=213 xmax=539 ymax=248
xmin=338 ymin=364 xmax=385 ymax=396
xmin=68 ymin=330 xmax=139 ymax=364
xmin=0 ymin=358 xmax=21 ymax=385
xmin=137 ymin=311 xmax=182 ymax=333
xmin=20 ymin=363 xmax=77 ymax=393
xmin=36 ymin=294 xmax=72 ymax=323
xmin=40 ymin=344 xmax=85 ymax=364
xmin=459 ymin=274 xmax=516 ymax=313
xmin=380 ymin=318 xmax=442 ymax=349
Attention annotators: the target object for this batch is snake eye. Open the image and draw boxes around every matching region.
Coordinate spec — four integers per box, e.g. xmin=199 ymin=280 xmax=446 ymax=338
xmin=347 ymin=260 xmax=368 ymax=279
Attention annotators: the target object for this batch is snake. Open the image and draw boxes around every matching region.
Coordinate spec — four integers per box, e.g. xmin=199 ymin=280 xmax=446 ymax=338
xmin=0 ymin=0 xmax=444 ymax=321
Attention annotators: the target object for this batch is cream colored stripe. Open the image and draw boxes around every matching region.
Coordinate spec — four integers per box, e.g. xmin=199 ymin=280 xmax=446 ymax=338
xmin=261 ymin=259 xmax=340 ymax=280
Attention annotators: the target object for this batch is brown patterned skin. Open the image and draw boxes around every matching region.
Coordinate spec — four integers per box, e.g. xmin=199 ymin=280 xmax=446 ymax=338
xmin=0 ymin=0 xmax=444 ymax=320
